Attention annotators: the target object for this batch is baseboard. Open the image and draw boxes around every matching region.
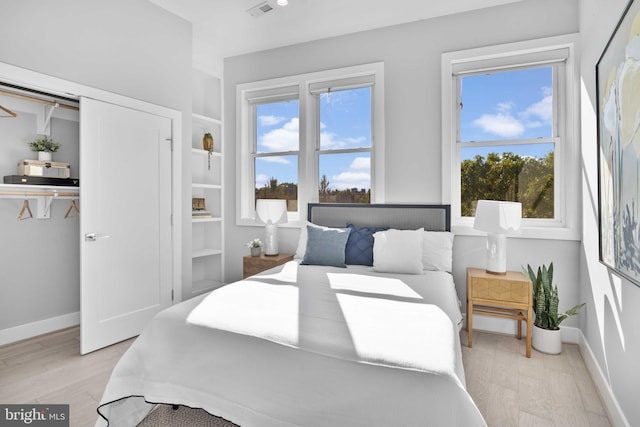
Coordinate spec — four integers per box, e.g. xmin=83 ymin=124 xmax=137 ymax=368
xmin=0 ymin=312 xmax=80 ymax=346
xmin=578 ymin=330 xmax=630 ymax=427
xmin=462 ymin=313 xmax=580 ymax=343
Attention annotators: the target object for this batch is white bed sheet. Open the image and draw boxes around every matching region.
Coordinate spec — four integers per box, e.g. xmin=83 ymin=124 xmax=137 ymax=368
xmin=97 ymin=261 xmax=485 ymax=427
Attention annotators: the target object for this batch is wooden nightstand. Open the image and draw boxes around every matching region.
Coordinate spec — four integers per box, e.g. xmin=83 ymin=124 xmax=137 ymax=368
xmin=467 ymin=267 xmax=533 ymax=357
xmin=243 ymin=253 xmax=294 ymax=279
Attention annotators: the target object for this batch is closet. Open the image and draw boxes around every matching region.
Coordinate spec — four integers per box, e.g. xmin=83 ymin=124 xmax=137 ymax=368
xmin=0 ymin=62 xmax=182 ymax=355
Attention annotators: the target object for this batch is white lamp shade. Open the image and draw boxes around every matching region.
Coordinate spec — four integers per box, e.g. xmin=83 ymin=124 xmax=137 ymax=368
xmin=473 ymin=200 xmax=522 ymax=234
xmin=255 ymin=199 xmax=288 ymax=225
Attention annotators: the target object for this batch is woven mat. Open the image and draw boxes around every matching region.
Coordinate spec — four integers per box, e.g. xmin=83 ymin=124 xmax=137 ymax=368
xmin=137 ymin=405 xmax=239 ymax=427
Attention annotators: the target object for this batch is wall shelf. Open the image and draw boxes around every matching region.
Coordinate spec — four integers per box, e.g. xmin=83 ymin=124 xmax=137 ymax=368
xmin=192 ymin=216 xmax=222 ymax=223
xmin=192 ymin=248 xmax=222 ymax=258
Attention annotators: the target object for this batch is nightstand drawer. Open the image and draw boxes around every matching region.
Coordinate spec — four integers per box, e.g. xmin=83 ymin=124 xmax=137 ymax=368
xmin=470 ymin=276 xmax=530 ymax=304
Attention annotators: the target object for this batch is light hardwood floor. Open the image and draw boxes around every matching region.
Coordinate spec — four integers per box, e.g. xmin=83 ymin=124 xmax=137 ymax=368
xmin=0 ymin=326 xmax=613 ymax=427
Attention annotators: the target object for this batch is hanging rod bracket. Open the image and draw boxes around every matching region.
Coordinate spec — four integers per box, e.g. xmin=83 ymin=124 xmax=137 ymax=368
xmin=35 ymin=196 xmax=53 ymax=219
xmin=37 ymin=103 xmax=58 ymax=135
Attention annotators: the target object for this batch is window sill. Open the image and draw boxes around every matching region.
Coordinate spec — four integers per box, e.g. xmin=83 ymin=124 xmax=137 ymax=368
xmin=452 ymin=224 xmax=580 ymax=241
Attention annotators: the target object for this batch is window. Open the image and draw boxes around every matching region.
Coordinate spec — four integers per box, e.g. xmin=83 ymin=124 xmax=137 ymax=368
xmin=459 ymin=66 xmax=556 ymax=219
xmin=316 ymin=86 xmax=372 ymax=204
xmin=254 ymin=99 xmax=300 ymax=212
xmin=442 ymin=35 xmax=580 ymax=239
xmin=237 ymin=63 xmax=385 ymax=226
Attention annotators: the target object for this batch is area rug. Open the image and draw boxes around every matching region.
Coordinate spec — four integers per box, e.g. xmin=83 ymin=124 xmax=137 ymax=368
xmin=137 ymin=405 xmax=239 ymax=427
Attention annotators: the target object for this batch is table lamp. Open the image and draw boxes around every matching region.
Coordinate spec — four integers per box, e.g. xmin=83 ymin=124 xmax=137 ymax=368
xmin=255 ymin=199 xmax=288 ymax=256
xmin=473 ymin=200 xmax=522 ymax=274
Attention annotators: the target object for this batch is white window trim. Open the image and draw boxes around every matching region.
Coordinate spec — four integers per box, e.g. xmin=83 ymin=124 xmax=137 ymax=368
xmin=441 ymin=34 xmax=581 ymax=240
xmin=236 ymin=62 xmax=385 ymax=227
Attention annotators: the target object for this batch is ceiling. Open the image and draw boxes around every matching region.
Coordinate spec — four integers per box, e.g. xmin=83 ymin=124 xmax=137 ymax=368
xmin=149 ymin=0 xmax=522 ymax=75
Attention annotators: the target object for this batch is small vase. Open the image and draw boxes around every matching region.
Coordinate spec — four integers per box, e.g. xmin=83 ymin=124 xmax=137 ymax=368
xmin=250 ymin=247 xmax=261 ymax=257
xmin=38 ymin=151 xmax=52 ymax=161
xmin=203 ymin=133 xmax=214 ymax=152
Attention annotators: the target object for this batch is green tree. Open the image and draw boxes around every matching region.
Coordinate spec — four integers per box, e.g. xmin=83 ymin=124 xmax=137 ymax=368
xmin=461 ymin=151 xmax=554 ymax=218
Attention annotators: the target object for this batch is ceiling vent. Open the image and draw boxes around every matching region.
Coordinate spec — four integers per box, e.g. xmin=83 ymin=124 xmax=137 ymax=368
xmin=247 ymin=1 xmax=274 ymax=17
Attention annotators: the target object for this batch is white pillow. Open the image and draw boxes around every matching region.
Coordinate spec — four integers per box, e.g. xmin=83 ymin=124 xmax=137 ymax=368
xmin=422 ymin=231 xmax=454 ymax=272
xmin=372 ymin=228 xmax=424 ymax=274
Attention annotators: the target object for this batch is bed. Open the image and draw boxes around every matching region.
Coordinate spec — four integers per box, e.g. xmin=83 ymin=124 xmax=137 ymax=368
xmin=96 ymin=204 xmax=486 ymax=426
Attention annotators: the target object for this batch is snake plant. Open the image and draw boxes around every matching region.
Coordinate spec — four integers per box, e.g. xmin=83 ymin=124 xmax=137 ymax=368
xmin=523 ymin=263 xmax=585 ymax=330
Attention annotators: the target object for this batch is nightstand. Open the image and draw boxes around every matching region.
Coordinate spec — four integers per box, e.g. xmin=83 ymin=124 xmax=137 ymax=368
xmin=243 ymin=253 xmax=294 ymax=279
xmin=467 ymin=267 xmax=533 ymax=357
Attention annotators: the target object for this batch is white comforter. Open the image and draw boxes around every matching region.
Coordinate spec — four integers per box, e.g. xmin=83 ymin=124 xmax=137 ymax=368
xmin=97 ymin=261 xmax=485 ymax=427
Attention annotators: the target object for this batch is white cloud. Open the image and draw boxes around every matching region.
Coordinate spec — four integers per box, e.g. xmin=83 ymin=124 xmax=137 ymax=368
xmin=255 ymin=174 xmax=269 ymax=188
xmin=473 ymin=87 xmax=552 ymax=138
xmin=318 ymin=121 xmax=368 ymax=149
xmin=331 ymin=157 xmax=371 ymax=190
xmin=256 ymin=156 xmax=290 ymax=164
xmin=473 ymin=113 xmax=525 ymax=138
xmin=259 ymin=115 xmax=286 ymax=127
xmin=520 ymin=94 xmax=552 ymax=123
xmin=259 ymin=118 xmax=299 ymax=151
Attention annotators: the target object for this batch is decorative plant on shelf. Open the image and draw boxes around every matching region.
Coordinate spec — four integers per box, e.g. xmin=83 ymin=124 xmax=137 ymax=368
xmin=246 ymin=238 xmax=263 ymax=257
xmin=523 ymin=262 xmax=585 ymax=330
xmin=246 ymin=238 xmax=263 ymax=249
xmin=29 ymin=136 xmax=60 ymax=153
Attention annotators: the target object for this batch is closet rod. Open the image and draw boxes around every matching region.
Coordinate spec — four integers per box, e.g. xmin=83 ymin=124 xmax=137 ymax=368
xmin=0 ymin=89 xmax=79 ymax=111
xmin=0 ymin=191 xmax=78 ymax=197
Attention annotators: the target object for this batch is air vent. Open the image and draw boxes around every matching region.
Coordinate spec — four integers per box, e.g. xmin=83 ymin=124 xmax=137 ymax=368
xmin=247 ymin=1 xmax=274 ymax=17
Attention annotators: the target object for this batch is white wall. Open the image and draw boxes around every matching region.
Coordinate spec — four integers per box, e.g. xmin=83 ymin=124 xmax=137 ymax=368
xmin=579 ymin=0 xmax=640 ymax=425
xmin=0 ymin=0 xmax=192 ymax=335
xmin=223 ymin=0 xmax=582 ymax=321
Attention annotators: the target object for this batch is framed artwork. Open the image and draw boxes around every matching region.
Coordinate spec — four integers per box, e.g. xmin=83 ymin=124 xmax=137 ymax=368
xmin=597 ymin=0 xmax=640 ymax=286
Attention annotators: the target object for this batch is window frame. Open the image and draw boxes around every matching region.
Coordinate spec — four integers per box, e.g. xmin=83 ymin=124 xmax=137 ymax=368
xmin=441 ymin=34 xmax=580 ymax=240
xmin=236 ymin=62 xmax=385 ymax=227
xmin=315 ymin=85 xmax=373 ymax=203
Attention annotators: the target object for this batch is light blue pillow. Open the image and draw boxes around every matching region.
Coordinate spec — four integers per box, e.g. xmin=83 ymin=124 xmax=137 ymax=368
xmin=301 ymin=225 xmax=351 ymax=268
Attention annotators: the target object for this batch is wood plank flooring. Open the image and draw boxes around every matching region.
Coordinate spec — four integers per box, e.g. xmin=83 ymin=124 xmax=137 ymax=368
xmin=0 ymin=326 xmax=613 ymax=426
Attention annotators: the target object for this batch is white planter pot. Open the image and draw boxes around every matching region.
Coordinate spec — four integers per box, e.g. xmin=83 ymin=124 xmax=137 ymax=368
xmin=38 ymin=151 xmax=52 ymax=161
xmin=250 ymin=247 xmax=261 ymax=257
xmin=532 ymin=325 xmax=562 ymax=354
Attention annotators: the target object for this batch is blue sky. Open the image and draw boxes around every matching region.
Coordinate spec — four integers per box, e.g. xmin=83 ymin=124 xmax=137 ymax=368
xmin=460 ymin=66 xmax=554 ymax=160
xmin=255 ymin=87 xmax=371 ymax=191
xmin=255 ymin=67 xmax=553 ymax=189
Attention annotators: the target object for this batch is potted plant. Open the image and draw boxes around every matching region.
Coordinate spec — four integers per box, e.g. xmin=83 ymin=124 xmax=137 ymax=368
xmin=29 ymin=136 xmax=60 ymax=161
xmin=523 ymin=263 xmax=585 ymax=354
xmin=246 ymin=238 xmax=263 ymax=257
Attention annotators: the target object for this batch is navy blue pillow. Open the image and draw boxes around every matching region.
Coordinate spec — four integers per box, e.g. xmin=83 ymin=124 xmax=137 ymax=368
xmin=301 ymin=225 xmax=351 ymax=268
xmin=345 ymin=223 xmax=389 ymax=266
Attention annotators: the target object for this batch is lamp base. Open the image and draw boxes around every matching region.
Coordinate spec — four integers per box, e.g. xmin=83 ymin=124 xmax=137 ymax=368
xmin=485 ymin=232 xmax=507 ymax=274
xmin=264 ymin=223 xmax=279 ymax=257
xmin=485 ymin=269 xmax=507 ymax=275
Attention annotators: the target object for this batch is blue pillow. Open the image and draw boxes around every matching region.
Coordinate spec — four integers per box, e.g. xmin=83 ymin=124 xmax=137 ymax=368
xmin=345 ymin=223 xmax=389 ymax=266
xmin=301 ymin=225 xmax=351 ymax=268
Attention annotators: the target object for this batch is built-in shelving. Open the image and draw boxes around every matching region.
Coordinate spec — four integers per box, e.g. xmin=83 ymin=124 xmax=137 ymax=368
xmin=190 ymin=100 xmax=223 ymax=297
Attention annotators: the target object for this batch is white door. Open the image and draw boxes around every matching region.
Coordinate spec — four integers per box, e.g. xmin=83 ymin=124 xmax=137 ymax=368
xmin=80 ymin=97 xmax=173 ymax=354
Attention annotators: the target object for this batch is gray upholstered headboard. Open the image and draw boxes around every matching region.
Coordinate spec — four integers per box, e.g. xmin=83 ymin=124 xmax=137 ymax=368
xmin=307 ymin=204 xmax=451 ymax=231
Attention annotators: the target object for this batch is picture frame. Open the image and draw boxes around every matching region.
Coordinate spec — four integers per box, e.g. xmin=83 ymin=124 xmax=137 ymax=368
xmin=596 ymin=0 xmax=640 ymax=287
